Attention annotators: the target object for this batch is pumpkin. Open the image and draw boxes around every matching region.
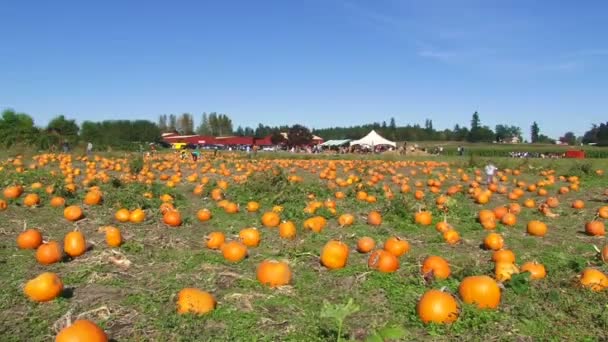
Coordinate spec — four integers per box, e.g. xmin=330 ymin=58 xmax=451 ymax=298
xmin=443 ymin=230 xmax=460 ymax=244
xmin=24 ymin=272 xmax=63 ymax=302
xmin=63 ymin=205 xmax=83 ymax=221
xmin=0 ymin=199 xmax=7 ymax=210
xmin=601 ymin=245 xmax=608 ymax=263
xmin=500 ymin=213 xmax=517 ymax=226
xmin=50 ymin=196 xmax=66 ymax=208
xmin=520 ymin=261 xmax=546 ymax=280
xmin=483 ymin=233 xmax=504 ymax=251
xmin=321 ymin=240 xmax=349 ymax=269
xmin=338 ymin=213 xmax=355 ymax=227
xmin=585 ymin=221 xmax=605 ymax=236
xmin=246 ymin=201 xmax=260 ymax=212
xmin=83 ymin=191 xmax=102 ymax=205
xmin=435 ymin=221 xmax=452 ymax=233
xmin=221 ymin=241 xmax=248 ymax=262
xmin=458 ymin=275 xmax=501 ymax=309
xmin=239 ymin=227 xmax=261 ymax=247
xmin=546 ymin=197 xmax=559 ymax=208
xmin=104 ymin=226 xmax=122 ymax=247
xmin=492 ymin=249 xmax=516 ymax=264
xmin=36 ymin=241 xmax=63 ymax=265
xmin=415 ymin=211 xmax=433 ymax=226
xmin=223 ymin=202 xmax=239 ymax=214
xmin=478 ymin=210 xmax=495 ymax=222
xmin=257 ymin=260 xmax=291 ymax=287
xmin=356 ymin=237 xmax=375 ymax=253
xmin=579 ymin=268 xmax=608 ymax=292
xmin=129 ymin=208 xmax=146 ymax=223
xmin=367 ymin=211 xmax=383 ymax=226
xmin=493 ymin=206 xmax=508 ymax=220
xmin=176 ymin=288 xmax=216 ymax=315
xmin=494 ymin=262 xmax=519 ymax=282
xmin=368 ymin=250 xmax=399 ymax=273
xmin=17 ymin=228 xmax=43 ymax=249
xmin=421 ymin=256 xmax=451 ymax=279
xmin=196 ymin=208 xmax=212 ymax=222
xmin=279 ymin=221 xmax=297 ymax=240
xmin=523 ymin=198 xmax=536 ymax=208
xmin=3 ymin=185 xmax=23 ymax=199
xmin=64 ymin=231 xmax=87 ymax=257
xmin=417 ymin=290 xmax=459 ymax=324
xmin=383 ymin=237 xmax=410 ymax=257
xmin=481 ymin=218 xmax=497 ymax=230
xmin=261 ymin=211 xmax=281 ymax=228
xmin=23 ymin=193 xmax=40 ymax=207
xmin=115 ymin=208 xmax=131 ymax=222
xmin=571 ymin=200 xmax=585 ymax=209
xmin=163 ymin=210 xmax=182 ymax=227
xmin=205 ymin=232 xmax=225 ymax=249
xmin=159 ymin=202 xmax=175 ymax=214
xmin=527 ymin=220 xmax=547 ymax=237
xmin=304 ymin=216 xmax=327 ymax=233
xmin=55 ymin=320 xmax=108 ymax=342
xmin=598 ymin=206 xmax=608 ymax=219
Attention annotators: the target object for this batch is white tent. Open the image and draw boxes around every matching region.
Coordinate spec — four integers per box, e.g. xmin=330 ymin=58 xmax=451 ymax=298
xmin=349 ymin=130 xmax=396 ymax=147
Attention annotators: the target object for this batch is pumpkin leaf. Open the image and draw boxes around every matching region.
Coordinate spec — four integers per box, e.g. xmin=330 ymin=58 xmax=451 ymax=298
xmin=320 ymin=298 xmax=360 ymax=342
xmin=364 ymin=332 xmax=384 ymax=342
xmin=377 ymin=326 xmax=407 ymax=340
xmin=507 ymin=272 xmax=530 ymax=294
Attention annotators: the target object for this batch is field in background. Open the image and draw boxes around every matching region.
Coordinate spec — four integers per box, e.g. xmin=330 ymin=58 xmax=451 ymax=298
xmin=0 ymin=150 xmax=607 ymax=341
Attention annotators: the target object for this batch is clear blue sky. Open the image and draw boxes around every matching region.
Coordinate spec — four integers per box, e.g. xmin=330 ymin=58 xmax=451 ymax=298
xmin=2 ymin=0 xmax=607 ymax=139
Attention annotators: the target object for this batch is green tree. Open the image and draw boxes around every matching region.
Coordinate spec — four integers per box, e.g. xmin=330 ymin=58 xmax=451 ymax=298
xmin=495 ymin=124 xmax=522 ymax=142
xmin=471 ymin=111 xmax=480 ymax=130
xmin=0 ymin=109 xmax=38 ymax=147
xmin=197 ymin=113 xmax=212 ymax=135
xmin=158 ymin=114 xmax=168 ymax=132
xmin=287 ymin=124 xmax=313 ymax=147
xmin=168 ymin=114 xmax=177 ymax=132
xmin=177 ymin=113 xmax=194 ymax=135
xmin=559 ymin=131 xmax=577 ymax=145
xmin=531 ymin=122 xmax=540 ymax=143
xmin=47 ymin=115 xmax=79 ymax=145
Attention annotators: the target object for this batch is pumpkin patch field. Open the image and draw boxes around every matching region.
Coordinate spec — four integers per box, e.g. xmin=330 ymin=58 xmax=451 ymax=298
xmin=1 ymin=152 xmax=607 ymax=341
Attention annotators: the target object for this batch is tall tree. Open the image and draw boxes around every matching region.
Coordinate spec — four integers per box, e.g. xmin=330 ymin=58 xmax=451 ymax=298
xmin=287 ymin=124 xmax=313 ymax=147
xmin=559 ymin=132 xmax=577 ymax=145
xmin=471 ymin=111 xmax=481 ymax=130
xmin=197 ymin=113 xmax=211 ymax=135
xmin=495 ymin=124 xmax=522 ymax=143
xmin=531 ymin=122 xmax=540 ymax=143
xmin=0 ymin=109 xmax=38 ymax=147
xmin=177 ymin=113 xmax=194 ymax=135
xmin=168 ymin=114 xmax=177 ymax=132
xmin=158 ymin=114 xmax=168 ymax=132
xmin=47 ymin=115 xmax=80 ymax=144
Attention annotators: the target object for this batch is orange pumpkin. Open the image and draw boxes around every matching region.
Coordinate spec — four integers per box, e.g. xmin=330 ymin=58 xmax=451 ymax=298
xmin=104 ymin=226 xmax=122 ymax=247
xmin=24 ymin=272 xmax=63 ymax=302
xmin=0 ymin=199 xmax=7 ymax=210
xmin=417 ymin=290 xmax=459 ymax=324
xmin=579 ymin=268 xmax=608 ymax=292
xmin=205 ymin=232 xmax=225 ymax=249
xmin=279 ymin=221 xmax=297 ymax=240
xmin=320 ymin=240 xmax=349 ymax=269
xmin=527 ymin=220 xmax=548 ymax=237
xmin=83 ymin=191 xmax=102 ymax=205
xmin=571 ymin=200 xmax=585 ymax=209
xmin=421 ymin=255 xmax=451 ymax=279
xmin=115 ymin=208 xmax=131 ymax=222
xmin=3 ymin=185 xmax=23 ymax=199
xmin=64 ymin=231 xmax=87 ymax=257
xmin=368 ymin=249 xmax=399 ymax=273
xmin=483 ymin=233 xmax=504 ymax=251
xmin=63 ymin=205 xmax=83 ymax=221
xmin=585 ymin=221 xmax=605 ymax=236
xmin=383 ymin=237 xmax=410 ymax=257
xmin=50 ymin=196 xmax=66 ymax=208
xmin=494 ymin=261 xmax=519 ymax=282
xmin=257 ymin=260 xmax=291 ymax=287
xmin=443 ymin=230 xmax=460 ymax=244
xmin=176 ymin=288 xmax=216 ymax=315
xmin=23 ymin=193 xmax=40 ymax=207
xmin=520 ymin=261 xmax=547 ymax=280
xmin=246 ymin=201 xmax=260 ymax=212
xmin=196 ymin=208 xmax=212 ymax=222
xmin=17 ymin=228 xmax=43 ymax=249
xmin=261 ymin=211 xmax=281 ymax=228
xmin=415 ymin=211 xmax=433 ymax=226
xmin=492 ymin=249 xmax=516 ymax=264
xmin=36 ymin=241 xmax=63 ymax=265
xmin=163 ymin=210 xmax=182 ymax=227
xmin=129 ymin=208 xmax=146 ymax=223
xmin=367 ymin=211 xmax=383 ymax=226
xmin=303 ymin=216 xmax=327 ymax=233
xmin=221 ymin=241 xmax=248 ymax=262
xmin=356 ymin=237 xmax=375 ymax=253
xmin=458 ymin=275 xmax=501 ymax=309
xmin=500 ymin=213 xmax=517 ymax=226
xmin=598 ymin=206 xmax=608 ymax=219
xmin=338 ymin=213 xmax=355 ymax=227
xmin=239 ymin=227 xmax=261 ymax=247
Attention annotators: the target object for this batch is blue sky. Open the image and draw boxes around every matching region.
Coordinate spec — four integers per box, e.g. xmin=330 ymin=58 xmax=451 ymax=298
xmin=1 ymin=0 xmax=607 ymax=139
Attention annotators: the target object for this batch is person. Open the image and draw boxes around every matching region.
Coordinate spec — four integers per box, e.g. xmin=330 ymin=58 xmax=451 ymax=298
xmin=86 ymin=142 xmax=93 ymax=157
xmin=191 ymin=146 xmax=200 ymax=161
xmin=180 ymin=148 xmax=188 ymax=160
xmin=62 ymin=141 xmax=69 ymax=153
xmin=485 ymin=162 xmax=498 ymax=184
xmin=402 ymin=141 xmax=407 ymax=155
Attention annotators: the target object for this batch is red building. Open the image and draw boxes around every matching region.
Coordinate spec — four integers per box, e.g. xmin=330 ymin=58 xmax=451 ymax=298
xmin=162 ymin=132 xmax=324 ymax=147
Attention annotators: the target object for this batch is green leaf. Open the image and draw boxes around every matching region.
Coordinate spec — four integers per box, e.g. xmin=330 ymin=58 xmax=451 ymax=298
xmin=377 ymin=326 xmax=407 ymax=340
xmin=507 ymin=272 xmax=531 ymax=294
xmin=320 ymin=298 xmax=360 ymax=323
xmin=364 ymin=332 xmax=384 ymax=342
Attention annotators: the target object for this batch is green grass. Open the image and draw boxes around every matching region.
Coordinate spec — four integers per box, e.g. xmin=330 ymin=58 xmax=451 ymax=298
xmin=0 ymin=151 xmax=607 ymax=341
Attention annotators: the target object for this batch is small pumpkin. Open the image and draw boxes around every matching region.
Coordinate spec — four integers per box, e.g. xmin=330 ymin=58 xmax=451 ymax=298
xmin=163 ymin=210 xmax=182 ymax=227
xmin=483 ymin=233 xmax=504 ymax=251
xmin=36 ymin=241 xmax=63 ymax=265
xmin=527 ymin=220 xmax=547 ymax=237
xmin=23 ymin=193 xmax=41 ymax=207
xmin=368 ymin=249 xmax=399 ymax=273
xmin=221 ymin=241 xmax=248 ymax=262
xmin=50 ymin=196 xmax=66 ymax=208
xmin=24 ymin=272 xmax=63 ymax=302
xmin=246 ymin=201 xmax=260 ymax=212
xmin=17 ymin=228 xmax=43 ymax=249
xmin=367 ymin=211 xmax=383 ymax=226
xmin=239 ymin=227 xmax=261 ymax=247
xmin=257 ymin=260 xmax=291 ymax=287
xmin=261 ymin=211 xmax=281 ymax=228
xmin=492 ymin=249 xmax=516 ymax=264
xmin=494 ymin=262 xmax=519 ymax=282
xmin=443 ymin=229 xmax=460 ymax=244
xmin=196 ymin=209 xmax=212 ymax=222
xmin=63 ymin=205 xmax=83 ymax=222
xmin=64 ymin=231 xmax=87 ymax=257
xmin=278 ymin=221 xmax=297 ymax=240
xmin=585 ymin=221 xmax=605 ymax=236
xmin=338 ymin=213 xmax=355 ymax=227
xmin=176 ymin=288 xmax=216 ymax=315
xmin=320 ymin=240 xmax=349 ymax=269
xmin=83 ymin=191 xmax=102 ymax=205
xmin=129 ymin=208 xmax=146 ymax=223
xmin=417 ymin=289 xmax=459 ymax=324
xmin=115 ymin=208 xmax=131 ymax=222
xmin=205 ymin=232 xmax=225 ymax=249
xmin=103 ymin=226 xmax=122 ymax=247
xmin=579 ymin=268 xmax=608 ymax=292
xmin=415 ymin=211 xmax=433 ymax=226
xmin=356 ymin=237 xmax=375 ymax=253
xmin=520 ymin=261 xmax=547 ymax=280
xmin=383 ymin=237 xmax=410 ymax=257
xmin=421 ymin=255 xmax=451 ymax=279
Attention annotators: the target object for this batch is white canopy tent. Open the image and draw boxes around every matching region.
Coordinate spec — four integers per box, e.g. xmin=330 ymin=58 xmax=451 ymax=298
xmin=349 ymin=130 xmax=396 ymax=147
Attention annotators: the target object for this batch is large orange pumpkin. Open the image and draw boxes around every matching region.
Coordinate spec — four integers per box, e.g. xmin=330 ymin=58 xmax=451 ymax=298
xmin=367 ymin=211 xmax=383 ymax=226
xmin=527 ymin=220 xmax=547 ymax=237
xmin=3 ymin=185 xmax=23 ymax=199
xmin=458 ymin=275 xmax=501 ymax=309
xmin=221 ymin=241 xmax=248 ymax=262
xmin=24 ymin=272 xmax=63 ymax=302
xmin=129 ymin=208 xmax=146 ymax=223
xmin=55 ymin=320 xmax=107 ymax=342
xmin=63 ymin=205 xmax=83 ymax=221
xmin=23 ymin=193 xmax=40 ymax=207
xmin=579 ymin=268 xmax=608 ymax=292
xmin=383 ymin=237 xmax=410 ymax=257
xmin=115 ymin=208 xmax=131 ymax=222
xmin=520 ymin=261 xmax=546 ymax=280
xmin=176 ymin=288 xmax=216 ymax=315
xmin=104 ymin=226 xmax=122 ymax=247
xmin=368 ymin=250 xmax=399 ymax=273
xmin=17 ymin=228 xmax=43 ymax=249
xmin=64 ymin=231 xmax=87 ymax=257
xmin=585 ymin=221 xmax=605 ymax=236
xmin=261 ymin=211 xmax=281 ymax=228
xmin=196 ymin=209 xmax=212 ymax=222
xmin=417 ymin=290 xmax=459 ymax=324
xmin=356 ymin=237 xmax=375 ymax=253
xmin=483 ymin=233 xmax=504 ymax=251
xmin=257 ymin=260 xmax=291 ymax=287
xmin=239 ymin=228 xmax=261 ymax=247
xmin=279 ymin=221 xmax=297 ymax=240
xmin=163 ymin=210 xmax=182 ymax=227
xmin=205 ymin=232 xmax=225 ymax=249
xmin=321 ymin=240 xmax=349 ymax=269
